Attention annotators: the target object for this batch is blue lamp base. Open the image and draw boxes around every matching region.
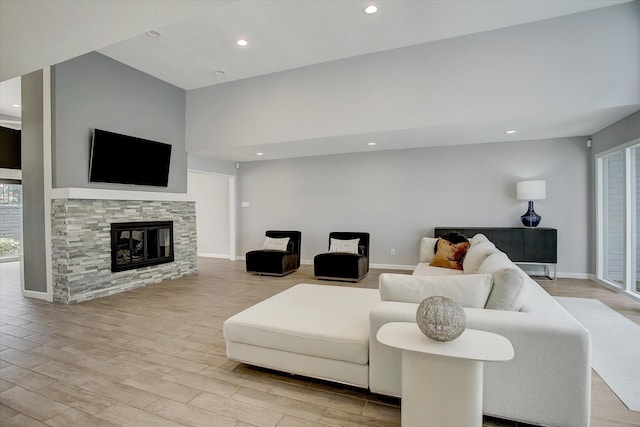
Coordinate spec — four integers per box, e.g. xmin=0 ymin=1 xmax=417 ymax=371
xmin=521 ymin=200 xmax=541 ymax=228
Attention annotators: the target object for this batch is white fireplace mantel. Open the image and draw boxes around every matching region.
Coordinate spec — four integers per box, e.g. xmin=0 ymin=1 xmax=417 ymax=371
xmin=51 ymin=187 xmax=195 ymax=202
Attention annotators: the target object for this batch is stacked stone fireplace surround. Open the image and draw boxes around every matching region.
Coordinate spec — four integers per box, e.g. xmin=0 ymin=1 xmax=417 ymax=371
xmin=51 ymin=198 xmax=197 ymax=304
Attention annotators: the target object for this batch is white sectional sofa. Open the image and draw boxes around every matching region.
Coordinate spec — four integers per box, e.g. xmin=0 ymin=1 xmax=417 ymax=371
xmin=223 ymin=234 xmax=592 ymax=427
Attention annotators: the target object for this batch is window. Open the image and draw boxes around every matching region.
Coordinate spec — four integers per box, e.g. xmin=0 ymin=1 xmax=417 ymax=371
xmin=0 ymin=183 xmax=22 ymax=259
xmin=602 ymin=152 xmax=625 ymax=286
xmin=0 ymin=183 xmax=22 ymax=205
xmin=597 ymin=139 xmax=640 ymax=296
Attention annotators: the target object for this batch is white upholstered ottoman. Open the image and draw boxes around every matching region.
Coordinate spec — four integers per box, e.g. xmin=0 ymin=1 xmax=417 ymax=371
xmin=223 ymin=283 xmax=380 ymax=388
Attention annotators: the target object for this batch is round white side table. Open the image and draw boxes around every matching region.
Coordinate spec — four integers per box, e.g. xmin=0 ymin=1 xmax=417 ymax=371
xmin=377 ymin=322 xmax=514 ymax=427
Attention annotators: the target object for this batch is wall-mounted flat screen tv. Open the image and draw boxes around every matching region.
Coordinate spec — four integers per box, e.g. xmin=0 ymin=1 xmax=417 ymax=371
xmin=89 ymin=129 xmax=172 ymax=187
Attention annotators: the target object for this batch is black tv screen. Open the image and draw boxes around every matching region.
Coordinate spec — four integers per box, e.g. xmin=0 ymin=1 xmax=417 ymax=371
xmin=89 ymin=129 xmax=172 ymax=187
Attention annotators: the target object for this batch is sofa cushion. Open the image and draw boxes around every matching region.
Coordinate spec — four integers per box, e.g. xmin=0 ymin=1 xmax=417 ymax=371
xmin=430 ymin=238 xmax=470 ymax=270
xmin=379 ymin=273 xmax=493 ymax=308
xmin=419 ymin=237 xmax=439 ymax=262
xmin=263 ymin=236 xmax=290 ymax=251
xmin=469 ymin=233 xmax=490 ymax=246
xmin=477 ymin=251 xmax=513 ymax=274
xmin=463 ymin=241 xmax=498 ymax=274
xmin=485 ymin=268 xmax=529 ymax=311
xmin=413 ymin=263 xmax=464 ymax=276
xmin=223 ymin=284 xmax=379 ymax=365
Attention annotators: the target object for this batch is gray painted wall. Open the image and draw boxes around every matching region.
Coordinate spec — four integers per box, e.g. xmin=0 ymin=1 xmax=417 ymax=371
xmin=52 ymin=52 xmax=187 ymax=192
xmin=592 ymin=110 xmax=640 ymax=155
xmin=238 ymin=137 xmax=591 ymax=275
xmin=21 ymin=70 xmax=47 ymax=292
xmin=188 ymin=154 xmax=236 ymax=176
xmin=188 ymin=170 xmax=231 ymax=256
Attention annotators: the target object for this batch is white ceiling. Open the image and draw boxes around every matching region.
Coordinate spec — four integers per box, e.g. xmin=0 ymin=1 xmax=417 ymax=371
xmin=1 ymin=0 xmax=638 ymax=161
xmin=97 ymin=0 xmax=632 ymax=90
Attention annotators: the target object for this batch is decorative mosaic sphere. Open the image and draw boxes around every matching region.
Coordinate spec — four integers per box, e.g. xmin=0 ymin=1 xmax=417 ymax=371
xmin=416 ymin=296 xmax=466 ymax=342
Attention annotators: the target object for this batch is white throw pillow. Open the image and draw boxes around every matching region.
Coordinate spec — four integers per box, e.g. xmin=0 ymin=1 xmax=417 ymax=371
xmin=419 ymin=237 xmax=439 ymax=262
xmin=485 ymin=268 xmax=529 ymax=311
xmin=329 ymin=238 xmax=360 ymax=254
xmin=463 ymin=241 xmax=497 ymax=274
xmin=379 ymin=273 xmax=493 ymax=308
xmin=263 ymin=236 xmax=290 ymax=251
xmin=476 ymin=251 xmax=513 ymax=274
xmin=469 ymin=233 xmax=490 ymax=246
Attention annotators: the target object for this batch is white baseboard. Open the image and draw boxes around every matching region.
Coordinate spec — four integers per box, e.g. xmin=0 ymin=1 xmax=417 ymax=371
xmin=556 ymin=272 xmax=595 ymax=280
xmin=593 ymin=278 xmax=640 ymax=302
xmin=198 ymin=253 xmax=231 ymax=259
xmin=22 ymin=290 xmax=51 ymax=301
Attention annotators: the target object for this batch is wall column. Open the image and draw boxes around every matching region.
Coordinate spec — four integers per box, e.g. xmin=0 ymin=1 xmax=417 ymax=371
xmin=21 ymin=69 xmax=52 ymax=299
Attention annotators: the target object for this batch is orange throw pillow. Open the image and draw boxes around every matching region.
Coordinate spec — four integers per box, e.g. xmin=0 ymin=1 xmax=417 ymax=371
xmin=429 ymin=238 xmax=470 ymax=270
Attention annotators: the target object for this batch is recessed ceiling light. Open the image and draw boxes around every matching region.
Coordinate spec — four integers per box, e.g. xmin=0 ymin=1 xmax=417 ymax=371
xmin=256 ymin=152 xmax=264 ymax=156
xmin=237 ymin=39 xmax=248 ymax=47
xmin=364 ymin=5 xmax=378 ymax=14
xmin=10 ymin=103 xmax=21 ymax=108
xmin=213 ymin=70 xmax=225 ymax=76
xmin=146 ymin=30 xmax=161 ymax=38
xmin=505 ymin=130 xmax=517 ymax=134
xmin=367 ymin=142 xmax=377 ymax=146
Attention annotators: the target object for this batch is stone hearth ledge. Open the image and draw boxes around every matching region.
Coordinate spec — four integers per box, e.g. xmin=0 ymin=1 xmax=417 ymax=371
xmin=51 ymin=187 xmax=195 ymax=202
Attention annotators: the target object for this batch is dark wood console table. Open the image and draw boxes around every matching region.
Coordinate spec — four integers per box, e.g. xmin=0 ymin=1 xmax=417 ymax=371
xmin=435 ymin=227 xmax=557 ymax=280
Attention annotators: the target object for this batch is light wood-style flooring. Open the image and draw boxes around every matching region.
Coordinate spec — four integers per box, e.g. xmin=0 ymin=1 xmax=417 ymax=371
xmin=0 ymin=258 xmax=639 ymax=426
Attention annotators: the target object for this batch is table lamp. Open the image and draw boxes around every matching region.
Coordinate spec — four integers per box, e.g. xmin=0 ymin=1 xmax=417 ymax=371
xmin=517 ymin=180 xmax=546 ymax=228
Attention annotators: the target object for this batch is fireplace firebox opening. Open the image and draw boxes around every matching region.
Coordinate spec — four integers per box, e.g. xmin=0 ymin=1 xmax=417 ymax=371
xmin=111 ymin=221 xmax=174 ymax=272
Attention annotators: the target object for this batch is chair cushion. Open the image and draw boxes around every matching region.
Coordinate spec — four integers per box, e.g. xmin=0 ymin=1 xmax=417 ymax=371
xmin=223 ymin=284 xmax=380 ymax=364
xmin=314 ymin=252 xmax=368 ymax=280
xmin=379 ymin=273 xmax=493 ymax=308
xmin=246 ymin=250 xmax=298 ymax=275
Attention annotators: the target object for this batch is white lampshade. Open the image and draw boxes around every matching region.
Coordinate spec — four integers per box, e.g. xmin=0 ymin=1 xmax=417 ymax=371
xmin=517 ymin=180 xmax=546 ymax=200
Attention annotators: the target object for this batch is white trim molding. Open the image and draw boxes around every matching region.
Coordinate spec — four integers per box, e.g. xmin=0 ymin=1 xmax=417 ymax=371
xmin=43 ymin=67 xmax=53 ymax=302
xmin=22 ymin=290 xmax=50 ymax=301
xmin=595 ymin=137 xmax=640 ymax=302
xmin=51 ymin=187 xmax=195 ymax=201
xmin=0 ymin=168 xmax=22 ymax=180
xmin=595 ymin=278 xmax=640 ymax=303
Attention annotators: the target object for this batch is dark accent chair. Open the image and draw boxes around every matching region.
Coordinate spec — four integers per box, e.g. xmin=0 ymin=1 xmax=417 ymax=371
xmin=314 ymin=232 xmax=370 ymax=282
xmin=246 ymin=230 xmax=302 ymax=276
